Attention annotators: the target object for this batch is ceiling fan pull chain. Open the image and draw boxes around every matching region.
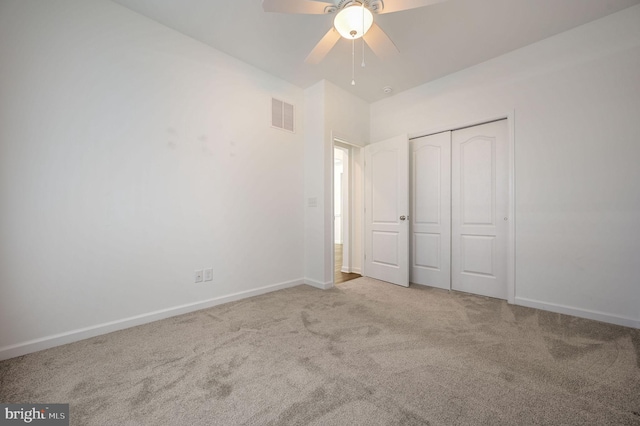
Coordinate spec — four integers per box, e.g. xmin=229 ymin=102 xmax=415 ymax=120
xmin=361 ymin=3 xmax=366 ymax=67
xmin=351 ymin=38 xmax=356 ymax=85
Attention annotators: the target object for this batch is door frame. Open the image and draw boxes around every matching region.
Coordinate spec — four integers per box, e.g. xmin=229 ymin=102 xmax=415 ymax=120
xmin=331 ymin=136 xmax=364 ymax=285
xmin=409 ymin=111 xmax=516 ymax=304
xmin=333 ymin=144 xmax=350 ymax=272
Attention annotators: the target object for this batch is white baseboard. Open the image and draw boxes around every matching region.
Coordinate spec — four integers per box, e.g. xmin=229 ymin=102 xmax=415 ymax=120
xmin=304 ymin=278 xmax=334 ymax=290
xmin=0 ymin=278 xmax=304 ymax=361
xmin=340 ymin=267 xmax=350 ymax=273
xmin=351 ymin=267 xmax=362 ymax=275
xmin=515 ymin=297 xmax=639 ymax=329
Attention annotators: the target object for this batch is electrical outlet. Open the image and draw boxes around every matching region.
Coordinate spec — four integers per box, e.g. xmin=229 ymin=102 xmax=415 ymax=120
xmin=194 ymin=269 xmax=203 ymax=283
xmin=204 ymin=268 xmax=213 ymax=282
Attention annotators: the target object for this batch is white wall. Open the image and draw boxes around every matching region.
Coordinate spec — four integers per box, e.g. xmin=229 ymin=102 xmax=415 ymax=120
xmin=304 ymin=80 xmax=369 ymax=288
xmin=0 ymin=0 xmax=305 ymax=358
xmin=303 ymin=81 xmax=327 ymax=287
xmin=325 ymin=81 xmax=371 ymax=146
xmin=371 ymin=6 xmax=640 ymax=327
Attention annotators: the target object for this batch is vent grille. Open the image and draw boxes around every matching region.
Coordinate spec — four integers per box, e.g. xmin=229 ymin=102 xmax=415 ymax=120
xmin=272 ymin=98 xmax=295 ymax=133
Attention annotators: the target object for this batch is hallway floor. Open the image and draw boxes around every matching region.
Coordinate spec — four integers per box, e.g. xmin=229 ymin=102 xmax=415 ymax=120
xmin=334 ymin=244 xmax=361 ymax=284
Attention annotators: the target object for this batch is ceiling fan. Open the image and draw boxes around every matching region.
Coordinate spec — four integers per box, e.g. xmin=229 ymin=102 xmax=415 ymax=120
xmin=262 ymin=0 xmax=448 ymax=65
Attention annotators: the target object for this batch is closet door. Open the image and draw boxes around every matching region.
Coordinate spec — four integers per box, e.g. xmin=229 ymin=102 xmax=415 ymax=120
xmin=411 ymin=132 xmax=451 ymax=289
xmin=451 ymin=120 xmax=509 ymax=299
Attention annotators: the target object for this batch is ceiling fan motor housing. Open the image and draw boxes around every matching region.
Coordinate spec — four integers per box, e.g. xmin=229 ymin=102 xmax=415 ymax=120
xmin=328 ymin=0 xmax=384 ymax=14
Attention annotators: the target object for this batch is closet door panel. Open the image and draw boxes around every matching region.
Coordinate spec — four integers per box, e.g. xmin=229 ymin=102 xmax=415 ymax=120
xmin=452 ymin=120 xmax=508 ymax=299
xmin=410 ymin=131 xmax=451 ymax=289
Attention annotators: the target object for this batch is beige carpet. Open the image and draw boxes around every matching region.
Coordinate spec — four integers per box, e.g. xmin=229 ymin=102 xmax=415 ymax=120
xmin=1 ymin=277 xmax=639 ymax=425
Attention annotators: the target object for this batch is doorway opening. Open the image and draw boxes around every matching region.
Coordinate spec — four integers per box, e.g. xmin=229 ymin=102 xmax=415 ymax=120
xmin=333 ymin=142 xmax=362 ymax=285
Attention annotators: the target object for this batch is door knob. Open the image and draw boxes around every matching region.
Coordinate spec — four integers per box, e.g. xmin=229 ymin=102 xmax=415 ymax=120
xmin=400 ymin=215 xmax=406 ymax=221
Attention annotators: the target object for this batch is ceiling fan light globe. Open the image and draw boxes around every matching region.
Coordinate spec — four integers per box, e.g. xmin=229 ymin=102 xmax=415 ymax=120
xmin=334 ymin=5 xmax=373 ymax=39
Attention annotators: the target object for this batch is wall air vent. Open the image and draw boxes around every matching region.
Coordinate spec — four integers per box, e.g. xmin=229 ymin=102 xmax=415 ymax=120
xmin=272 ymin=98 xmax=295 ymax=133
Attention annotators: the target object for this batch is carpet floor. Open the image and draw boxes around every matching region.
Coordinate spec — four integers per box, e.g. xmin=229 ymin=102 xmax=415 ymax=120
xmin=1 ymin=277 xmax=639 ymax=425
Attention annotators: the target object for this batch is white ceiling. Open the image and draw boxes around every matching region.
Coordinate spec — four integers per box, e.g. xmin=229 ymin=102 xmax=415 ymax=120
xmin=110 ymin=0 xmax=640 ymax=102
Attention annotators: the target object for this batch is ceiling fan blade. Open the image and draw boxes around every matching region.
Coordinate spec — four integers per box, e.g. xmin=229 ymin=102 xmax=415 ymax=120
xmin=376 ymin=0 xmax=448 ymax=14
xmin=305 ymin=28 xmax=341 ymax=64
xmin=363 ymin=23 xmax=399 ymax=59
xmin=262 ymin=0 xmax=335 ymax=14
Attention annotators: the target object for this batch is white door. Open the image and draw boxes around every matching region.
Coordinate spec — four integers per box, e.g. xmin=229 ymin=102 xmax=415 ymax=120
xmin=364 ymin=135 xmax=410 ymax=287
xmin=411 ymin=132 xmax=451 ymax=289
xmin=452 ymin=120 xmax=509 ymax=299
